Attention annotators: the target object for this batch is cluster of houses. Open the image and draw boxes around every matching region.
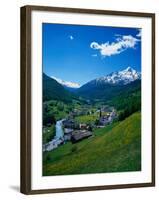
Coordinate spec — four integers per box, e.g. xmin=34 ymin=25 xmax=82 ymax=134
xmin=62 ymin=119 xmax=93 ymax=143
xmin=43 ymin=137 xmax=64 ymax=152
xmin=43 ymin=106 xmax=117 ymax=152
xmin=99 ymin=109 xmax=116 ymax=127
xmin=43 ymin=122 xmax=93 ymax=152
xmin=69 ymin=108 xmax=89 ymax=118
xmin=63 ymin=128 xmax=93 ymax=144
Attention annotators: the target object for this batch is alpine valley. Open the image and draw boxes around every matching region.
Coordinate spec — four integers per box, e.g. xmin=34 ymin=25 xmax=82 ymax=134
xmin=44 ymin=67 xmax=141 ymax=102
xmin=43 ymin=66 xmax=141 ymax=176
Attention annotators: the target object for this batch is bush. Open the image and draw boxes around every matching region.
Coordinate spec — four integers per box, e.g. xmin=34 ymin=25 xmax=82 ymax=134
xmin=71 ymin=146 xmax=78 ymax=153
xmin=88 ymin=126 xmax=93 ymax=131
xmin=43 ymin=113 xmax=56 ymax=126
xmin=46 ymin=155 xmax=51 ymax=162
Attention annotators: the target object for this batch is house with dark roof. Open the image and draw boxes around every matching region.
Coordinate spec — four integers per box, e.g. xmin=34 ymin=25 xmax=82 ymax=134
xmin=64 ymin=128 xmax=73 ymax=141
xmin=71 ymin=130 xmax=93 ymax=143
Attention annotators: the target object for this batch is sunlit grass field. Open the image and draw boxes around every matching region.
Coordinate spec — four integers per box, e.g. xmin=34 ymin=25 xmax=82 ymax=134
xmin=75 ymin=114 xmax=99 ymax=124
xmin=43 ymin=112 xmax=141 ymax=176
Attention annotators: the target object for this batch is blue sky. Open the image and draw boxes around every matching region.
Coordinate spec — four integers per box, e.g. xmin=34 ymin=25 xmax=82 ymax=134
xmin=42 ymin=23 xmax=141 ymax=86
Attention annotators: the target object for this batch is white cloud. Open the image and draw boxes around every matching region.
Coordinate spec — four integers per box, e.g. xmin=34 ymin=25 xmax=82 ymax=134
xmin=136 ymin=29 xmax=141 ymax=37
xmin=69 ymin=35 xmax=74 ymax=40
xmin=90 ymin=34 xmax=140 ymax=57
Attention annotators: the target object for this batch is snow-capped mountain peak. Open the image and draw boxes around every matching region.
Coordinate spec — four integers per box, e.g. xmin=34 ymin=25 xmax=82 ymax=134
xmin=96 ymin=67 xmax=141 ymax=85
xmin=51 ymin=76 xmax=81 ymax=88
xmin=124 ymin=66 xmax=134 ymax=72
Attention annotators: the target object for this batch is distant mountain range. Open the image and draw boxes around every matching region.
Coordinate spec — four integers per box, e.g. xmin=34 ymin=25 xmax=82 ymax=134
xmin=81 ymin=67 xmax=141 ymax=87
xmin=51 ymin=67 xmax=141 ymax=89
xmin=43 ymin=67 xmax=141 ymax=102
xmin=51 ymin=76 xmax=80 ymax=89
xmin=76 ymin=67 xmax=141 ymax=101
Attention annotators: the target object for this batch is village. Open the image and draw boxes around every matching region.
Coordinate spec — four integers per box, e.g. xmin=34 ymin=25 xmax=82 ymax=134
xmin=43 ymin=106 xmax=117 ymax=152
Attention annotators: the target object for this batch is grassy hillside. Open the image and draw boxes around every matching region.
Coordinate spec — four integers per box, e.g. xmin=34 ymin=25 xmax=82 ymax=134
xmin=76 ymin=79 xmax=141 ymax=101
xmin=43 ymin=73 xmax=78 ymax=102
xmin=43 ymin=112 xmax=141 ymax=175
xmin=108 ymin=88 xmax=141 ymax=121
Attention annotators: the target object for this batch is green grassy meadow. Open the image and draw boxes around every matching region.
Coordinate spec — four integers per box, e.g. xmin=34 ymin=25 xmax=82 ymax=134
xmin=43 ymin=112 xmax=141 ymax=176
xmin=75 ymin=114 xmax=99 ymax=124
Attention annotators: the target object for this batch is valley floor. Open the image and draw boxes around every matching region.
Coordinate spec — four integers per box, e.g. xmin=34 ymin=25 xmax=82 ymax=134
xmin=43 ymin=112 xmax=141 ymax=176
